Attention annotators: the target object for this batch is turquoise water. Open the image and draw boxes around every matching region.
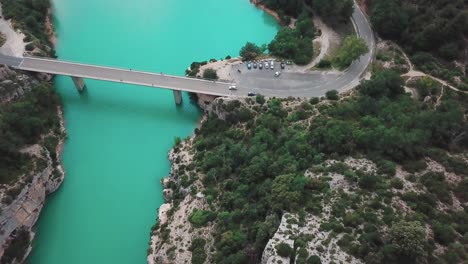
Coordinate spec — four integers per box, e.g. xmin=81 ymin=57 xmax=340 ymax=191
xmin=28 ymin=0 xmax=277 ymax=263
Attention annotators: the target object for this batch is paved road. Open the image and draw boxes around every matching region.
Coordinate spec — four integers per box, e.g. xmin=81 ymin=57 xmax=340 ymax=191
xmin=231 ymin=1 xmax=375 ymax=97
xmin=0 ymin=1 xmax=374 ymax=98
xmin=0 ymin=54 xmax=235 ymax=96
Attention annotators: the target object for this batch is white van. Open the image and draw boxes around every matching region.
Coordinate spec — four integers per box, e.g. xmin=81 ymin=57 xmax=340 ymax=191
xmin=270 ymin=60 xmax=274 ymax=69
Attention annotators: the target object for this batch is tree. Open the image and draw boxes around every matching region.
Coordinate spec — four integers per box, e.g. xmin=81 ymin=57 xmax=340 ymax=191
xmin=370 ymin=0 xmax=408 ymax=40
xmin=333 ymin=36 xmax=368 ymax=69
xmin=325 ymin=90 xmax=339 ymax=100
xmin=275 ymin=242 xmax=293 ymax=258
xmin=387 ymin=221 xmax=427 ymax=262
xmin=268 ymin=28 xmax=299 ymax=59
xmin=268 ymin=174 xmax=306 ymax=211
xmin=359 ymin=70 xmax=404 ymax=98
xmin=311 ymin=0 xmax=354 ymax=24
xmin=239 ymin=42 xmax=262 ymax=61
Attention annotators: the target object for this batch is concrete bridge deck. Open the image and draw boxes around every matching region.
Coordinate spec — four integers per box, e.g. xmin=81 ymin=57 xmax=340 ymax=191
xmin=0 ymin=1 xmax=375 ymax=101
xmin=0 ymin=54 xmax=234 ymax=97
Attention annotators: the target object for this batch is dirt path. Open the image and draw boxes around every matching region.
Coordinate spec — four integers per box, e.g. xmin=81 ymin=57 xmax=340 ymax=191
xmin=398 ymin=45 xmax=468 ymax=95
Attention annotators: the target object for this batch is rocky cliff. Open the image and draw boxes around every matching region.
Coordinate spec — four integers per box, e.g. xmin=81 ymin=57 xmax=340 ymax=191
xmin=0 ymin=67 xmax=66 ymax=263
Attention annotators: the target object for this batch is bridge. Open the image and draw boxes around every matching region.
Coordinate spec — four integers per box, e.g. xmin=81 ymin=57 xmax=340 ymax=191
xmin=0 ymin=1 xmax=375 ymax=103
xmin=0 ymin=54 xmax=236 ymax=104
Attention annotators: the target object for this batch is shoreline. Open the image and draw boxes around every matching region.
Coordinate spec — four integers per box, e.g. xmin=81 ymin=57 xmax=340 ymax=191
xmin=250 ymin=0 xmax=282 ymax=24
xmin=0 ymin=5 xmax=66 ymax=262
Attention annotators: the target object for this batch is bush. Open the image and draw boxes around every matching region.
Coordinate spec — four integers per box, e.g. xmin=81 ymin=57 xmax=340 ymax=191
xmin=239 ymin=42 xmax=262 ymax=61
xmin=309 ymin=97 xmax=320 ymax=105
xmin=433 ymin=222 xmax=456 ymax=245
xmin=203 ymin=68 xmax=218 ymax=80
xmin=317 ymin=59 xmax=331 ymax=68
xmin=325 ymin=90 xmax=339 ymax=100
xmin=307 ymin=255 xmax=322 ymax=264
xmin=376 ymin=160 xmax=396 ymax=176
xmin=420 ymin=172 xmax=452 ymax=204
xmin=275 ymin=242 xmax=293 ymax=258
xmin=255 ymin=94 xmax=266 ymax=105
xmin=190 ymin=238 xmax=207 ymax=264
xmin=188 ymin=210 xmax=216 ymax=227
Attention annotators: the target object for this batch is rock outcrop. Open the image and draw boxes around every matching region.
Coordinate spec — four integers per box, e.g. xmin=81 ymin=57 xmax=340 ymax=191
xmin=147 ymin=138 xmax=215 ymax=264
xmin=0 ymin=70 xmax=65 ymax=263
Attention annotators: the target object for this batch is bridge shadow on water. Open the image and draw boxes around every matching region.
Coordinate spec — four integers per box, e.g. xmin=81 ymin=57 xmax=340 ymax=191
xmin=58 ymin=79 xmax=202 ymax=124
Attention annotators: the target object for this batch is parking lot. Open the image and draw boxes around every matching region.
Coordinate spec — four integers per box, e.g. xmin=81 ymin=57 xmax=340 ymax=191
xmin=228 ymin=59 xmax=343 ymax=97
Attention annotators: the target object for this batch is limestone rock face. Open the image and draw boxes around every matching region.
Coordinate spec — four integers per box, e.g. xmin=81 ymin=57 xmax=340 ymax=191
xmin=0 ymin=146 xmax=65 ymax=262
xmin=0 ymin=66 xmax=39 ymax=103
xmin=0 ymin=106 xmax=66 ymax=263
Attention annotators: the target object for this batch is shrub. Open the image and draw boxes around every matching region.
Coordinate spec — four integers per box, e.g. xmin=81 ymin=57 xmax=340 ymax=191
xmin=307 ymin=255 xmax=322 ymax=264
xmin=432 ymin=222 xmax=456 ymax=245
xmin=317 ymin=59 xmax=331 ymax=68
xmin=325 ymin=90 xmax=339 ymax=100
xmin=239 ymin=42 xmax=262 ymax=61
xmin=255 ymin=94 xmax=266 ymax=105
xmin=275 ymin=242 xmax=293 ymax=258
xmin=376 ymin=160 xmax=396 ymax=176
xmin=188 ymin=210 xmax=216 ymax=227
xmin=203 ymin=68 xmax=218 ymax=80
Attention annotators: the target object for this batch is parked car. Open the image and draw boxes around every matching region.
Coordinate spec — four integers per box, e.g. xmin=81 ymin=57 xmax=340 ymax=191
xmin=229 ymin=85 xmax=237 ymax=90
xmin=253 ymin=62 xmax=257 ymax=69
xmin=247 ymin=92 xmax=256 ymax=96
xmin=270 ymin=60 xmax=274 ymax=69
xmin=259 ymin=62 xmax=263 ymax=69
xmin=280 ymin=62 xmax=285 ymax=69
xmin=265 ymin=62 xmax=269 ymax=69
xmin=274 ymin=71 xmax=281 ymax=77
xmin=247 ymin=62 xmax=252 ymax=69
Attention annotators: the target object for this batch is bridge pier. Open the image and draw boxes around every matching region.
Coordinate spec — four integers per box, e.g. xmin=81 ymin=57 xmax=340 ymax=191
xmin=71 ymin=76 xmax=86 ymax=92
xmin=173 ymin=90 xmax=182 ymax=105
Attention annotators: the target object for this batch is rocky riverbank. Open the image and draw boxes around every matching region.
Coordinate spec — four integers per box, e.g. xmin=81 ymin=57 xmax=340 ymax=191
xmin=0 ymin=4 xmax=66 ymax=262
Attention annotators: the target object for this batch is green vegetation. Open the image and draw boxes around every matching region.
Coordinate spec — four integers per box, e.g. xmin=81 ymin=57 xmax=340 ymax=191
xmin=202 ymin=68 xmax=218 ymax=80
xmin=188 ymin=210 xmax=216 ymax=227
xmin=174 ymin=68 xmax=468 ymax=263
xmin=367 ymin=0 xmax=468 ymax=90
xmin=268 ymin=13 xmax=315 ymax=65
xmin=239 ymin=42 xmax=263 ymax=61
xmin=0 ymin=83 xmax=61 ymax=185
xmin=0 ymin=32 xmax=6 ymax=47
xmin=332 ymin=36 xmax=368 ymax=69
xmin=190 ymin=238 xmax=207 ymax=264
xmin=262 ymin=0 xmax=353 ymax=24
xmin=275 ymin=242 xmax=293 ymax=258
xmin=0 ymin=227 xmax=30 ymax=264
xmin=185 ymin=61 xmax=207 ymax=77
xmin=0 ymin=0 xmax=54 ymax=55
xmin=325 ymin=90 xmax=339 ymax=100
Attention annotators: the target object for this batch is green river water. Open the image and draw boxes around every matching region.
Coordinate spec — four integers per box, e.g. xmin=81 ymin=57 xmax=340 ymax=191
xmin=28 ymin=0 xmax=277 ymax=263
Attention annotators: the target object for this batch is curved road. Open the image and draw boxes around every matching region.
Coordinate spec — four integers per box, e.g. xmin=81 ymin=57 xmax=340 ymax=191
xmin=232 ymin=1 xmax=375 ymax=97
xmin=0 ymin=2 xmax=374 ymax=98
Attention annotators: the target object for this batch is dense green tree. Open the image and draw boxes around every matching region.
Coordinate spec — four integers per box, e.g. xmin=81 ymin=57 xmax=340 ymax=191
xmin=202 ymin=68 xmax=218 ymax=80
xmin=275 ymin=242 xmax=293 ymax=258
xmin=267 ymin=15 xmax=314 ymax=65
xmin=311 ymin=0 xmax=354 ymax=24
xmin=333 ymin=36 xmax=368 ymax=69
xmin=359 ymin=70 xmax=405 ymax=98
xmin=370 ymin=0 xmax=408 ymax=39
xmin=239 ymin=42 xmax=262 ymax=61
xmin=387 ymin=221 xmax=427 ymax=262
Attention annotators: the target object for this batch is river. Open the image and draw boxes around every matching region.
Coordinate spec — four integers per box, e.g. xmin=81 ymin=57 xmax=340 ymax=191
xmin=28 ymin=0 xmax=277 ymax=263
